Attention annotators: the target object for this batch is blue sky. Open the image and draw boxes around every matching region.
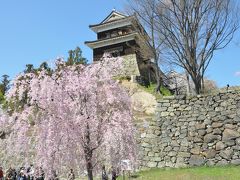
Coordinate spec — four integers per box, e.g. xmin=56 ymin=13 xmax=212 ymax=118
xmin=0 ymin=0 xmax=239 ymax=87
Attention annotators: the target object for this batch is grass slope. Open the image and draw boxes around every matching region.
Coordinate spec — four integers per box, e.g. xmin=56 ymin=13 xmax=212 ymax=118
xmin=118 ymin=166 xmax=240 ymax=180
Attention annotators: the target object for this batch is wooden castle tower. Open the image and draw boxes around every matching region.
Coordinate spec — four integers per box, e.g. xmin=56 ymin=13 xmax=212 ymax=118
xmin=85 ymin=10 xmax=155 ymax=84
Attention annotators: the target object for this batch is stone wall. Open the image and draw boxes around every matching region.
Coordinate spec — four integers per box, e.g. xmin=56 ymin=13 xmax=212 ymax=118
xmin=136 ymin=90 xmax=240 ymax=168
xmin=122 ymin=54 xmax=140 ymax=77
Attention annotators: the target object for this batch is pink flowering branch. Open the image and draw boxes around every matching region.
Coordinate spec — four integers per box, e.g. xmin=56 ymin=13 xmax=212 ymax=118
xmin=4 ymin=56 xmax=137 ymax=180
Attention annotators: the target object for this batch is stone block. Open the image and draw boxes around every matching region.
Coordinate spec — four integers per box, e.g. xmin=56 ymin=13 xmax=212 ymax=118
xmin=171 ymin=156 xmax=176 ymax=163
xmin=178 ymin=152 xmax=191 ymax=158
xmin=198 ymin=130 xmax=207 ymax=136
xmin=231 ymin=159 xmax=240 ymax=165
xmin=222 ymin=129 xmax=240 ymax=141
xmin=219 ymin=149 xmax=233 ymax=160
xmin=161 ymin=112 xmax=170 ymax=117
xmin=224 ymin=140 xmax=235 ymax=146
xmin=225 ymin=124 xmax=236 ymax=129
xmin=164 ymin=146 xmax=172 ymax=152
xmin=148 ymin=152 xmax=154 ymax=157
xmin=179 ymin=146 xmax=188 ymax=152
xmin=216 ymin=159 xmax=228 ymax=166
xmin=216 ymin=141 xmax=226 ymax=151
xmin=141 ymin=142 xmax=152 ymax=148
xmin=206 ymin=160 xmax=216 ymax=166
xmin=181 ymin=139 xmax=189 ymax=147
xmin=204 ymin=134 xmax=220 ymax=143
xmin=206 ymin=127 xmax=213 ymax=133
xmin=196 ymin=123 xmax=206 ymax=130
xmin=197 ymin=115 xmax=205 ymax=121
xmin=193 ymin=137 xmax=203 ymax=143
xmin=140 ymin=133 xmax=146 ymax=138
xmin=236 ymin=137 xmax=240 ymax=145
xmin=157 ymin=161 xmax=165 ymax=168
xmin=189 ymin=155 xmax=205 ymax=166
xmin=190 ymin=147 xmax=201 ymax=155
xmin=151 ymin=157 xmax=162 ymax=162
xmin=212 ymin=122 xmax=223 ymax=128
xmin=168 ymin=151 xmax=177 ymax=157
xmin=204 ymin=149 xmax=216 ymax=159
xmin=147 ymin=162 xmax=158 ymax=168
xmin=213 ymin=128 xmax=222 ymax=135
xmin=145 ymin=134 xmax=157 ymax=139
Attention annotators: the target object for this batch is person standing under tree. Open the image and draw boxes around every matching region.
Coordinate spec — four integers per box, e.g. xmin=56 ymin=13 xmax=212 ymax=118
xmin=17 ymin=170 xmax=27 ymax=180
xmin=35 ymin=167 xmax=44 ymax=180
xmin=102 ymin=165 xmax=108 ymax=180
xmin=27 ymin=164 xmax=34 ymax=180
xmin=111 ymin=167 xmax=118 ymax=180
xmin=6 ymin=167 xmax=14 ymax=180
xmin=49 ymin=170 xmax=59 ymax=180
xmin=0 ymin=167 xmax=4 ymax=180
xmin=67 ymin=169 xmax=75 ymax=180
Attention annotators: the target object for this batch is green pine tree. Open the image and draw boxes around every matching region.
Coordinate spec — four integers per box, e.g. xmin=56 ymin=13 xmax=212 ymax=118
xmin=24 ymin=64 xmax=35 ymax=73
xmin=67 ymin=46 xmax=87 ymax=66
xmin=0 ymin=74 xmax=10 ymax=95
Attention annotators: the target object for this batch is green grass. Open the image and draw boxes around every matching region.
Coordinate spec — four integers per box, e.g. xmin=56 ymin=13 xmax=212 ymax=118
xmin=140 ymin=83 xmax=172 ymax=99
xmin=118 ymin=166 xmax=240 ymax=180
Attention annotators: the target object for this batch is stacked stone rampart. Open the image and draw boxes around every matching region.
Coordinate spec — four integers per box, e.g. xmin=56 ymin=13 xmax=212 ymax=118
xmin=136 ymin=90 xmax=240 ymax=168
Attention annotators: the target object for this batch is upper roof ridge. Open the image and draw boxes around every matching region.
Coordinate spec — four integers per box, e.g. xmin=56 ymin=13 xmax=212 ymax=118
xmin=100 ymin=10 xmax=127 ymax=24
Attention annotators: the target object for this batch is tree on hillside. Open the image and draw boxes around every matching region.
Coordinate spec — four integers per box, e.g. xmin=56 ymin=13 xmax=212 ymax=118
xmin=157 ymin=0 xmax=238 ymax=94
xmin=67 ymin=46 xmax=87 ymax=66
xmin=128 ymin=0 xmax=239 ymax=94
xmin=6 ymin=57 xmax=136 ymax=180
xmin=24 ymin=64 xmax=36 ymax=74
xmin=38 ymin=61 xmax=52 ymax=75
xmin=167 ymin=71 xmax=218 ymax=95
xmin=39 ymin=61 xmax=50 ymax=71
xmin=0 ymin=75 xmax=10 ymax=95
xmin=127 ymin=0 xmax=165 ymax=93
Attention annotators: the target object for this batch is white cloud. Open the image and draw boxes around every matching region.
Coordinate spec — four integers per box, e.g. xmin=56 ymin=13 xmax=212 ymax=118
xmin=235 ymin=71 xmax=240 ymax=77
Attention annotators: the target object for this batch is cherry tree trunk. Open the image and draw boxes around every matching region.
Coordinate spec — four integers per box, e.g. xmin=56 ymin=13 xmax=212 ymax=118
xmin=86 ymin=159 xmax=94 ymax=180
xmin=84 ymin=123 xmax=94 ymax=180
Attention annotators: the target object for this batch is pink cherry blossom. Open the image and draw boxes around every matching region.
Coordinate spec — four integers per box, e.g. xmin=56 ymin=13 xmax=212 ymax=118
xmin=2 ymin=56 xmax=137 ymax=180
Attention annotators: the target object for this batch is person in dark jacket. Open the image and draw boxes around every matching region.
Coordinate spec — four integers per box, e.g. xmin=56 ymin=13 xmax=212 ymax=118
xmin=49 ymin=170 xmax=59 ymax=180
xmin=6 ymin=167 xmax=14 ymax=180
xmin=35 ymin=167 xmax=44 ymax=180
xmin=0 ymin=167 xmax=4 ymax=180
xmin=111 ymin=168 xmax=117 ymax=180
xmin=102 ymin=165 xmax=108 ymax=180
xmin=27 ymin=165 xmax=34 ymax=180
xmin=17 ymin=170 xmax=27 ymax=180
xmin=67 ymin=169 xmax=75 ymax=180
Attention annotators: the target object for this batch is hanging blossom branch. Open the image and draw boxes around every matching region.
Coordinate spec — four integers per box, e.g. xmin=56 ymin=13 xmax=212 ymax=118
xmin=4 ymin=56 xmax=137 ymax=180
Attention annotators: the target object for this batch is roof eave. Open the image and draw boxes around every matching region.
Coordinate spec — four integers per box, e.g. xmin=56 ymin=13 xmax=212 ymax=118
xmin=85 ymin=33 xmax=139 ymax=49
xmin=89 ymin=16 xmax=135 ymax=33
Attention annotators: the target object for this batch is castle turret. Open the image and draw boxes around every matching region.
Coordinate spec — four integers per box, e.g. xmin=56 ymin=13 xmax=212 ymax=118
xmin=85 ymin=10 xmax=154 ymax=84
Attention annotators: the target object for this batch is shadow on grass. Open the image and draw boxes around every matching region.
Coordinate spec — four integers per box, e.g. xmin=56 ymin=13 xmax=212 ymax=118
xmin=130 ymin=174 xmax=140 ymax=178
